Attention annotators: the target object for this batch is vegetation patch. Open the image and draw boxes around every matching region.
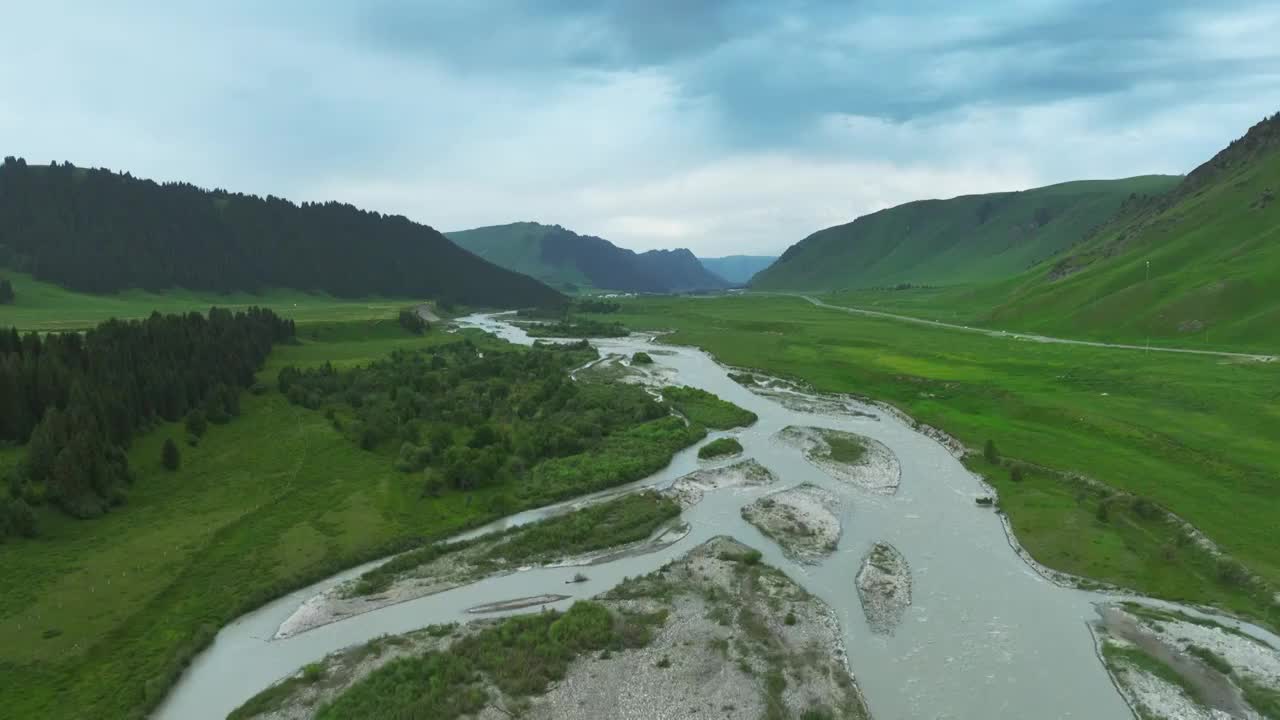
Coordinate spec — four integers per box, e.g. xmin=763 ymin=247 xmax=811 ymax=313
xmin=698 ymin=437 xmax=744 ymax=459
xmin=663 ymin=385 xmax=758 ymax=429
xmin=525 ymin=318 xmax=630 ymax=338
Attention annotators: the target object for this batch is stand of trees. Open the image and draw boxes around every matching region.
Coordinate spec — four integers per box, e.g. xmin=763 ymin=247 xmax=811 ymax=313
xmin=0 ymin=308 xmax=294 ymax=537
xmin=0 ymin=157 xmax=564 ymax=308
xmin=278 ymin=339 xmax=673 ymax=498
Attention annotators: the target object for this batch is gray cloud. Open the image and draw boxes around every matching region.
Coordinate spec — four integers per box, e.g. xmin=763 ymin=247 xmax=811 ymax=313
xmin=1 ymin=0 xmax=1277 ymax=256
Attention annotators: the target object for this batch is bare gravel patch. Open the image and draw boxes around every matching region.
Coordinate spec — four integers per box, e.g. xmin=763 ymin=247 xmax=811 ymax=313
xmin=742 ymin=483 xmax=842 ymax=564
xmin=856 ymin=542 xmax=912 ymax=635
xmin=665 ymin=459 xmax=777 ymax=509
xmin=775 ymin=426 xmax=901 ymax=495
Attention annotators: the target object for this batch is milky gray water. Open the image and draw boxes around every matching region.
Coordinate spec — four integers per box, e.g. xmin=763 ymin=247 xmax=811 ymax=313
xmin=157 ymin=313 xmax=1140 ymax=720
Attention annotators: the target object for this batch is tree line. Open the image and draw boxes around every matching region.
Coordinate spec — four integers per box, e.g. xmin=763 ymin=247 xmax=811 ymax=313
xmin=0 ymin=157 xmax=564 ymax=308
xmin=1 ymin=307 xmax=295 ymax=538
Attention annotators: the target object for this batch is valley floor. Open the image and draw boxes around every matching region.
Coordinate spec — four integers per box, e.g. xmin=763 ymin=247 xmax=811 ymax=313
xmin=592 ymin=293 xmax=1280 ymax=630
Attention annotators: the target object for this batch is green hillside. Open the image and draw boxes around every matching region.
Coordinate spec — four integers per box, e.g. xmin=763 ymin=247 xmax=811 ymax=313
xmin=448 ymin=222 xmax=730 ymax=293
xmin=751 ymin=176 xmax=1180 ymax=290
xmin=978 ymin=113 xmax=1280 ymax=349
xmin=698 ymin=255 xmax=777 ymax=284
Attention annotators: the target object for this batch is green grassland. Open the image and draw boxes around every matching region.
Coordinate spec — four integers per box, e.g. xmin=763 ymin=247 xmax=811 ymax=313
xmin=589 ymin=294 xmax=1280 ymax=626
xmin=0 ymin=316 xmax=705 ymax=719
xmin=0 ymin=270 xmax=433 ymax=331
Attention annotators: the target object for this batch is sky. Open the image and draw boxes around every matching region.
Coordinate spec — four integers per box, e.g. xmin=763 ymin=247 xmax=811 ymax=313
xmin=3 ymin=1 xmax=1278 ymax=256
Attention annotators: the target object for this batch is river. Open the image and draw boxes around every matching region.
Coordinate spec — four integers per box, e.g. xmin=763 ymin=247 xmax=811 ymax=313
xmin=158 ymin=312 xmax=1157 ymax=719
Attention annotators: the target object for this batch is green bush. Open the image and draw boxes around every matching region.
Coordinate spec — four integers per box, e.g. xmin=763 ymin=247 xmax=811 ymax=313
xmin=631 ymin=351 xmax=654 ymax=365
xmin=663 ymin=386 xmax=757 ymax=429
xmin=699 ymin=437 xmax=743 ymax=459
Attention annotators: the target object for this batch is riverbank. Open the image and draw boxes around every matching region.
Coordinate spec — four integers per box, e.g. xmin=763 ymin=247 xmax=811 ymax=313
xmin=1094 ymin=601 xmax=1280 ymax=719
xmin=274 ymin=492 xmax=687 ymax=639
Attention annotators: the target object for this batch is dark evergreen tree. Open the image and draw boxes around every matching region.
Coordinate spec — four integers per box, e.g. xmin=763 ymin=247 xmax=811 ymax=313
xmin=983 ymin=439 xmax=1000 ymax=464
xmin=185 ymin=409 xmax=208 ymax=438
xmin=0 ymin=277 xmax=13 ymax=304
xmin=0 ymin=306 xmax=294 ymax=535
xmin=162 ymin=439 xmax=180 ymax=471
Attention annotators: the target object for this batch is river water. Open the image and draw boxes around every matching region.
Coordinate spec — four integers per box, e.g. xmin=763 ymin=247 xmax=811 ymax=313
xmin=158 ymin=313 xmax=1144 ymax=720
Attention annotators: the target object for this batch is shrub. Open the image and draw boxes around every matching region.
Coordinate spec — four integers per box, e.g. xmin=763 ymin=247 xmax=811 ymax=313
xmin=1131 ymin=497 xmax=1161 ymax=520
xmin=302 ymin=663 xmax=324 ymax=683
xmin=185 ymin=409 xmax=208 ymax=438
xmin=632 ymin=351 xmax=654 ymax=365
xmin=162 ymin=439 xmax=181 ymax=471
xmin=1009 ymin=466 xmax=1023 ymax=483
xmin=698 ymin=437 xmax=743 ymax=459
xmin=784 ymin=611 xmax=797 ymax=626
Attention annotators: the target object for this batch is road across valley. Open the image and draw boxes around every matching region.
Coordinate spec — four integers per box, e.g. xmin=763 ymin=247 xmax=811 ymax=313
xmin=792 ymin=295 xmax=1277 ymax=363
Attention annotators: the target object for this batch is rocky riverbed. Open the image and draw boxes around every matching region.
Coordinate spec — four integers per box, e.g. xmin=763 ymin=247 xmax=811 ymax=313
xmin=775 ymin=426 xmax=901 ymax=495
xmin=855 ymin=542 xmax=912 ymax=635
xmin=741 ymin=483 xmax=842 ymax=564
xmin=1093 ymin=601 xmax=1280 ymax=719
xmin=664 ymin=459 xmax=777 ymax=509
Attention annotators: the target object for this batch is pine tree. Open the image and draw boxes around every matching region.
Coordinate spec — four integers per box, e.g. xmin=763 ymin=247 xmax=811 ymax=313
xmin=0 ymin=278 xmax=14 ymax=304
xmin=983 ymin=439 xmax=1000 ymax=465
xmin=162 ymin=438 xmax=181 ymax=471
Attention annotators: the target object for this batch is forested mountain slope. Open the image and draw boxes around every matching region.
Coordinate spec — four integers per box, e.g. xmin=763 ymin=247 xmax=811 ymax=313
xmin=976 ymin=113 xmax=1280 ymax=348
xmin=448 ymin=221 xmax=730 ymax=293
xmin=751 ymin=176 xmax=1179 ymax=290
xmin=698 ymin=255 xmax=777 ymax=284
xmin=0 ymin=158 xmax=563 ymax=308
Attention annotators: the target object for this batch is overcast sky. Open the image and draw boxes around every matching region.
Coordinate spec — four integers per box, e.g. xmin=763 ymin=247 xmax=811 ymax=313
xmin=3 ymin=1 xmax=1278 ymax=256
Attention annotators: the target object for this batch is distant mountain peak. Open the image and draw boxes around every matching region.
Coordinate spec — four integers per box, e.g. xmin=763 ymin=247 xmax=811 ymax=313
xmin=448 ymin=223 xmax=730 ymax=293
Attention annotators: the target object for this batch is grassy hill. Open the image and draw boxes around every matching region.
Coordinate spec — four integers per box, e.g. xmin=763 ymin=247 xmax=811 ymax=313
xmin=698 ymin=255 xmax=777 ymax=285
xmin=0 ymin=158 xmax=563 ymax=309
xmin=819 ymin=113 xmax=1280 ymax=351
xmin=976 ymin=113 xmax=1280 ymax=349
xmin=448 ymin=221 xmax=730 ymax=293
xmin=751 ymin=176 xmax=1179 ymax=290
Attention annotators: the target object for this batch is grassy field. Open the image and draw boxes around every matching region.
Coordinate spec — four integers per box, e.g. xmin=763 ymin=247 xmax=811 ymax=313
xmin=590 ymin=294 xmax=1280 ymax=626
xmin=0 ymin=314 xmax=700 ymax=720
xmin=0 ymin=270 xmax=431 ymax=331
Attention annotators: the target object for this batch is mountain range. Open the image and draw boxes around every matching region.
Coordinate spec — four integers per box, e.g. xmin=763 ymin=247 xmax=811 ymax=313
xmin=448 ymin=221 xmax=731 ymax=293
xmin=697 ymin=255 xmax=777 ymax=285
